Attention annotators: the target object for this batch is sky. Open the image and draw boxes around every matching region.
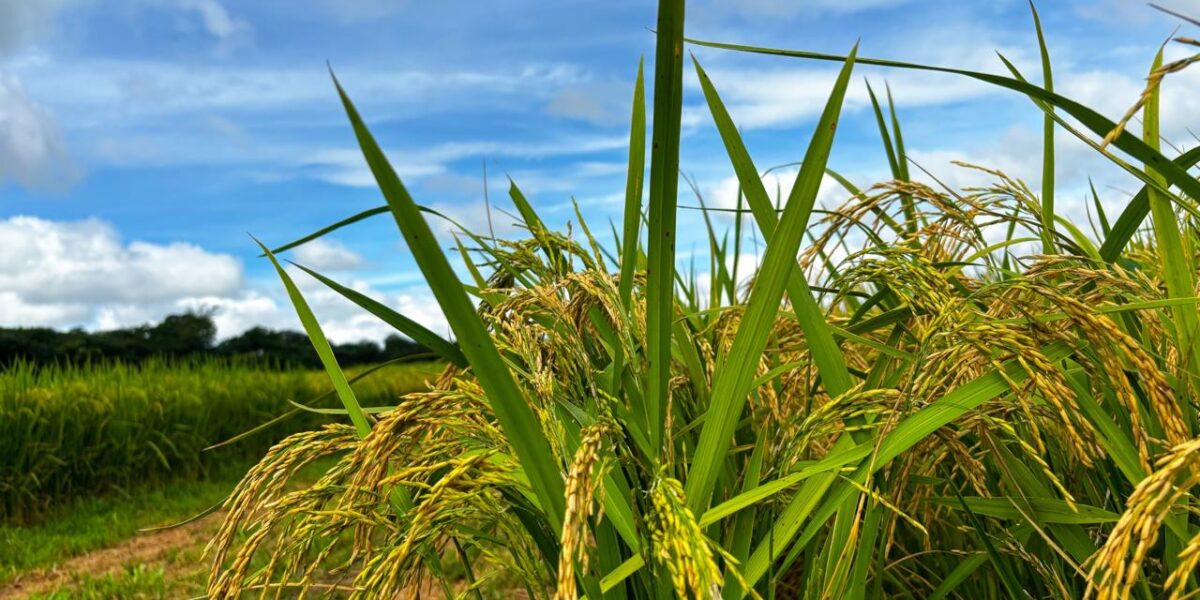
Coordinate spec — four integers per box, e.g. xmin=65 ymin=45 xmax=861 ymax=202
xmin=0 ymin=0 xmax=1197 ymax=344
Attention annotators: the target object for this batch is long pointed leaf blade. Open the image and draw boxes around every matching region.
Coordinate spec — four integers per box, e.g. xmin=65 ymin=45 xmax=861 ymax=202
xmin=1141 ymin=49 xmax=1199 ymax=434
xmin=330 ymin=71 xmax=567 ymax=531
xmin=1030 ymin=1 xmax=1057 ymax=253
xmin=254 ymin=238 xmax=371 ymax=438
xmin=292 ymin=263 xmax=468 ymax=367
xmin=684 ymin=45 xmax=858 ymax=515
xmin=618 ymin=57 xmax=646 ymax=312
xmin=692 ymin=55 xmax=853 ymax=394
xmin=610 ymin=59 xmax=647 ymax=400
xmin=644 ymin=0 xmax=687 ymax=455
xmin=683 ymin=37 xmax=1200 ymax=202
xmin=1097 ymin=146 xmax=1200 ymax=262
xmin=266 ymin=206 xmax=390 ymax=255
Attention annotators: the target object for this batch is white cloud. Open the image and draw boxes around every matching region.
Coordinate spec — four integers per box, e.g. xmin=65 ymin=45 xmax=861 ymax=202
xmin=1058 ymin=45 xmax=1200 ymax=148
xmin=0 ymin=0 xmax=80 ymax=193
xmin=0 ymin=215 xmax=239 ymax=327
xmin=0 ymin=291 xmax=88 ymax=326
xmin=0 ymin=74 xmax=81 ymax=191
xmin=0 ymin=0 xmax=74 ymax=58
xmin=0 ymin=215 xmax=447 ymax=344
xmin=16 ymin=59 xmax=587 ymax=125
xmin=292 ymin=239 xmax=364 ymax=271
xmin=233 ymin=267 xmax=450 ymax=344
xmin=0 ymin=216 xmax=242 ymax=306
xmin=701 ymin=168 xmax=850 ymax=216
xmin=202 ymin=113 xmax=245 ymax=140
xmin=179 ymin=0 xmax=245 ymax=40
xmin=300 ymin=148 xmax=446 ymax=187
xmin=686 ymin=54 xmax=1029 ymax=130
xmin=302 ymin=135 xmax=627 ymax=189
xmin=547 ymin=83 xmax=629 ymax=125
xmin=1074 ymin=0 xmax=1186 ymax=27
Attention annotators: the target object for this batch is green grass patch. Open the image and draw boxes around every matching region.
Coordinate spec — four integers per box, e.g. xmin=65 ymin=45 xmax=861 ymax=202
xmin=0 ymin=459 xmax=244 ymax=583
xmin=0 ymin=359 xmax=441 ymax=521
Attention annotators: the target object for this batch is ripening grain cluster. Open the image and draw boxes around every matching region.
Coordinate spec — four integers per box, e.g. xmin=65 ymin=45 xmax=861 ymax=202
xmin=203 ymin=1 xmax=1200 ymax=598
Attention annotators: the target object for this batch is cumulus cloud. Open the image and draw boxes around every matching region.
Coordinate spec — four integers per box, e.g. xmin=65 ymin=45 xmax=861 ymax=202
xmin=0 ymin=215 xmax=242 ymax=308
xmin=0 ymin=74 xmax=82 ymax=191
xmin=292 ymin=239 xmax=365 ymax=272
xmin=0 ymin=0 xmax=81 ymax=193
xmin=0 ymin=215 xmax=447 ymax=344
xmin=185 ymin=268 xmax=450 ymax=344
xmin=1058 ymin=45 xmax=1200 ymax=147
xmin=685 ymin=44 xmax=1031 ymax=131
xmin=0 ymin=1 xmax=81 ymax=193
xmin=179 ymin=0 xmax=243 ymax=39
xmin=284 ymin=273 xmax=450 ymax=343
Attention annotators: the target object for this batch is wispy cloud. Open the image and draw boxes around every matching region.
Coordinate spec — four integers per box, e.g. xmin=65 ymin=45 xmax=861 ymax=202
xmin=0 ymin=74 xmax=81 ymax=192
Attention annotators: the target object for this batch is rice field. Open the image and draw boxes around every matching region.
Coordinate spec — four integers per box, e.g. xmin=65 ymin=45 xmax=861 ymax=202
xmin=4 ymin=0 xmax=1196 ymax=598
xmin=188 ymin=1 xmax=1200 ymax=598
xmin=0 ymin=358 xmax=441 ymax=522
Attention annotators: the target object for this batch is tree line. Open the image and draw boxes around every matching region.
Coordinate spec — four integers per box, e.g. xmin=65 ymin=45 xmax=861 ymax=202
xmin=0 ymin=312 xmax=434 ymax=369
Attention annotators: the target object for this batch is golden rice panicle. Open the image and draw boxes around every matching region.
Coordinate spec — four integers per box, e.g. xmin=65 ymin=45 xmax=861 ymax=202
xmin=204 ymin=423 xmax=359 ymax=597
xmin=1087 ymin=437 xmax=1200 ymax=600
xmin=648 ymin=475 xmax=723 ymax=599
xmin=1165 ymin=530 xmax=1200 ymax=600
xmin=354 ymin=452 xmax=495 ymax=598
xmin=554 ymin=419 xmax=615 ymax=600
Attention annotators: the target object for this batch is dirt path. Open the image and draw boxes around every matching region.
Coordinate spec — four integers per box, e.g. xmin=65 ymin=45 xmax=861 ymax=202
xmin=0 ymin=513 xmax=221 ymax=599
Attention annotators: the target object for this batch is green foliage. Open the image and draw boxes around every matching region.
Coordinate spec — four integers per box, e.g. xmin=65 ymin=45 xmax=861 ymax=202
xmin=30 ymin=564 xmax=172 ymax=600
xmin=1 ymin=459 xmax=247 ymax=582
xmin=0 ymin=310 xmax=432 ymax=370
xmin=210 ymin=3 xmax=1200 ymax=600
xmin=0 ymin=358 xmax=439 ymax=520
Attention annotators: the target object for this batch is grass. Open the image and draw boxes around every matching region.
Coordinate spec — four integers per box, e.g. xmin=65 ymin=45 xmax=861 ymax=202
xmin=0 ymin=358 xmax=441 ymax=521
xmin=0 ymin=459 xmax=248 ymax=583
xmin=202 ymin=3 xmax=1200 ymax=599
xmin=30 ymin=564 xmax=182 ymax=600
xmin=4 ymin=457 xmax=344 ymax=598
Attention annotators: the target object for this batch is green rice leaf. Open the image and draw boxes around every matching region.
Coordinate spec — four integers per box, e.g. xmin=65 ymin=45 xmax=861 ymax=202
xmin=330 ymin=70 xmax=567 ymax=531
xmin=618 ymin=58 xmax=646 ymax=310
xmin=929 ymin=496 xmax=1120 ymax=524
xmin=692 ymin=55 xmax=854 ymax=397
xmin=684 ymin=45 xmax=857 ymax=515
xmin=683 ymin=38 xmax=1200 ymax=202
xmin=291 ymin=263 xmax=467 ymax=368
xmin=741 ymin=342 xmax=1074 ymax=589
xmin=266 ymin=206 xmax=389 ymax=255
xmin=1030 ymin=1 xmax=1056 ymax=253
xmin=644 ymin=0 xmax=687 ymax=455
xmin=254 ymin=237 xmax=371 ymax=438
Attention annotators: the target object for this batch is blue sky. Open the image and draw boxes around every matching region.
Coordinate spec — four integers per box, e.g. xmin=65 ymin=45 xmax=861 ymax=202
xmin=0 ymin=0 xmax=1196 ymax=342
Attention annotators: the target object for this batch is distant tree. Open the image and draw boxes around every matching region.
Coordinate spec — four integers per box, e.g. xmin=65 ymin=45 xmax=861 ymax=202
xmin=217 ymin=326 xmax=319 ymax=367
xmin=0 ymin=312 xmax=436 ymax=368
xmin=383 ymin=334 xmax=425 ymax=360
xmin=149 ymin=313 xmax=217 ymax=355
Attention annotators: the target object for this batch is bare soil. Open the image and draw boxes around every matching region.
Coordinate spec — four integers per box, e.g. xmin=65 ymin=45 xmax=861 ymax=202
xmin=0 ymin=513 xmax=220 ymax=599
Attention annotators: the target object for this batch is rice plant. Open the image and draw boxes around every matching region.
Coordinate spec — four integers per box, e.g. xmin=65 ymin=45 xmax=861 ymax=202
xmin=0 ymin=358 xmax=440 ymax=521
xmin=208 ymin=1 xmax=1200 ymax=598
